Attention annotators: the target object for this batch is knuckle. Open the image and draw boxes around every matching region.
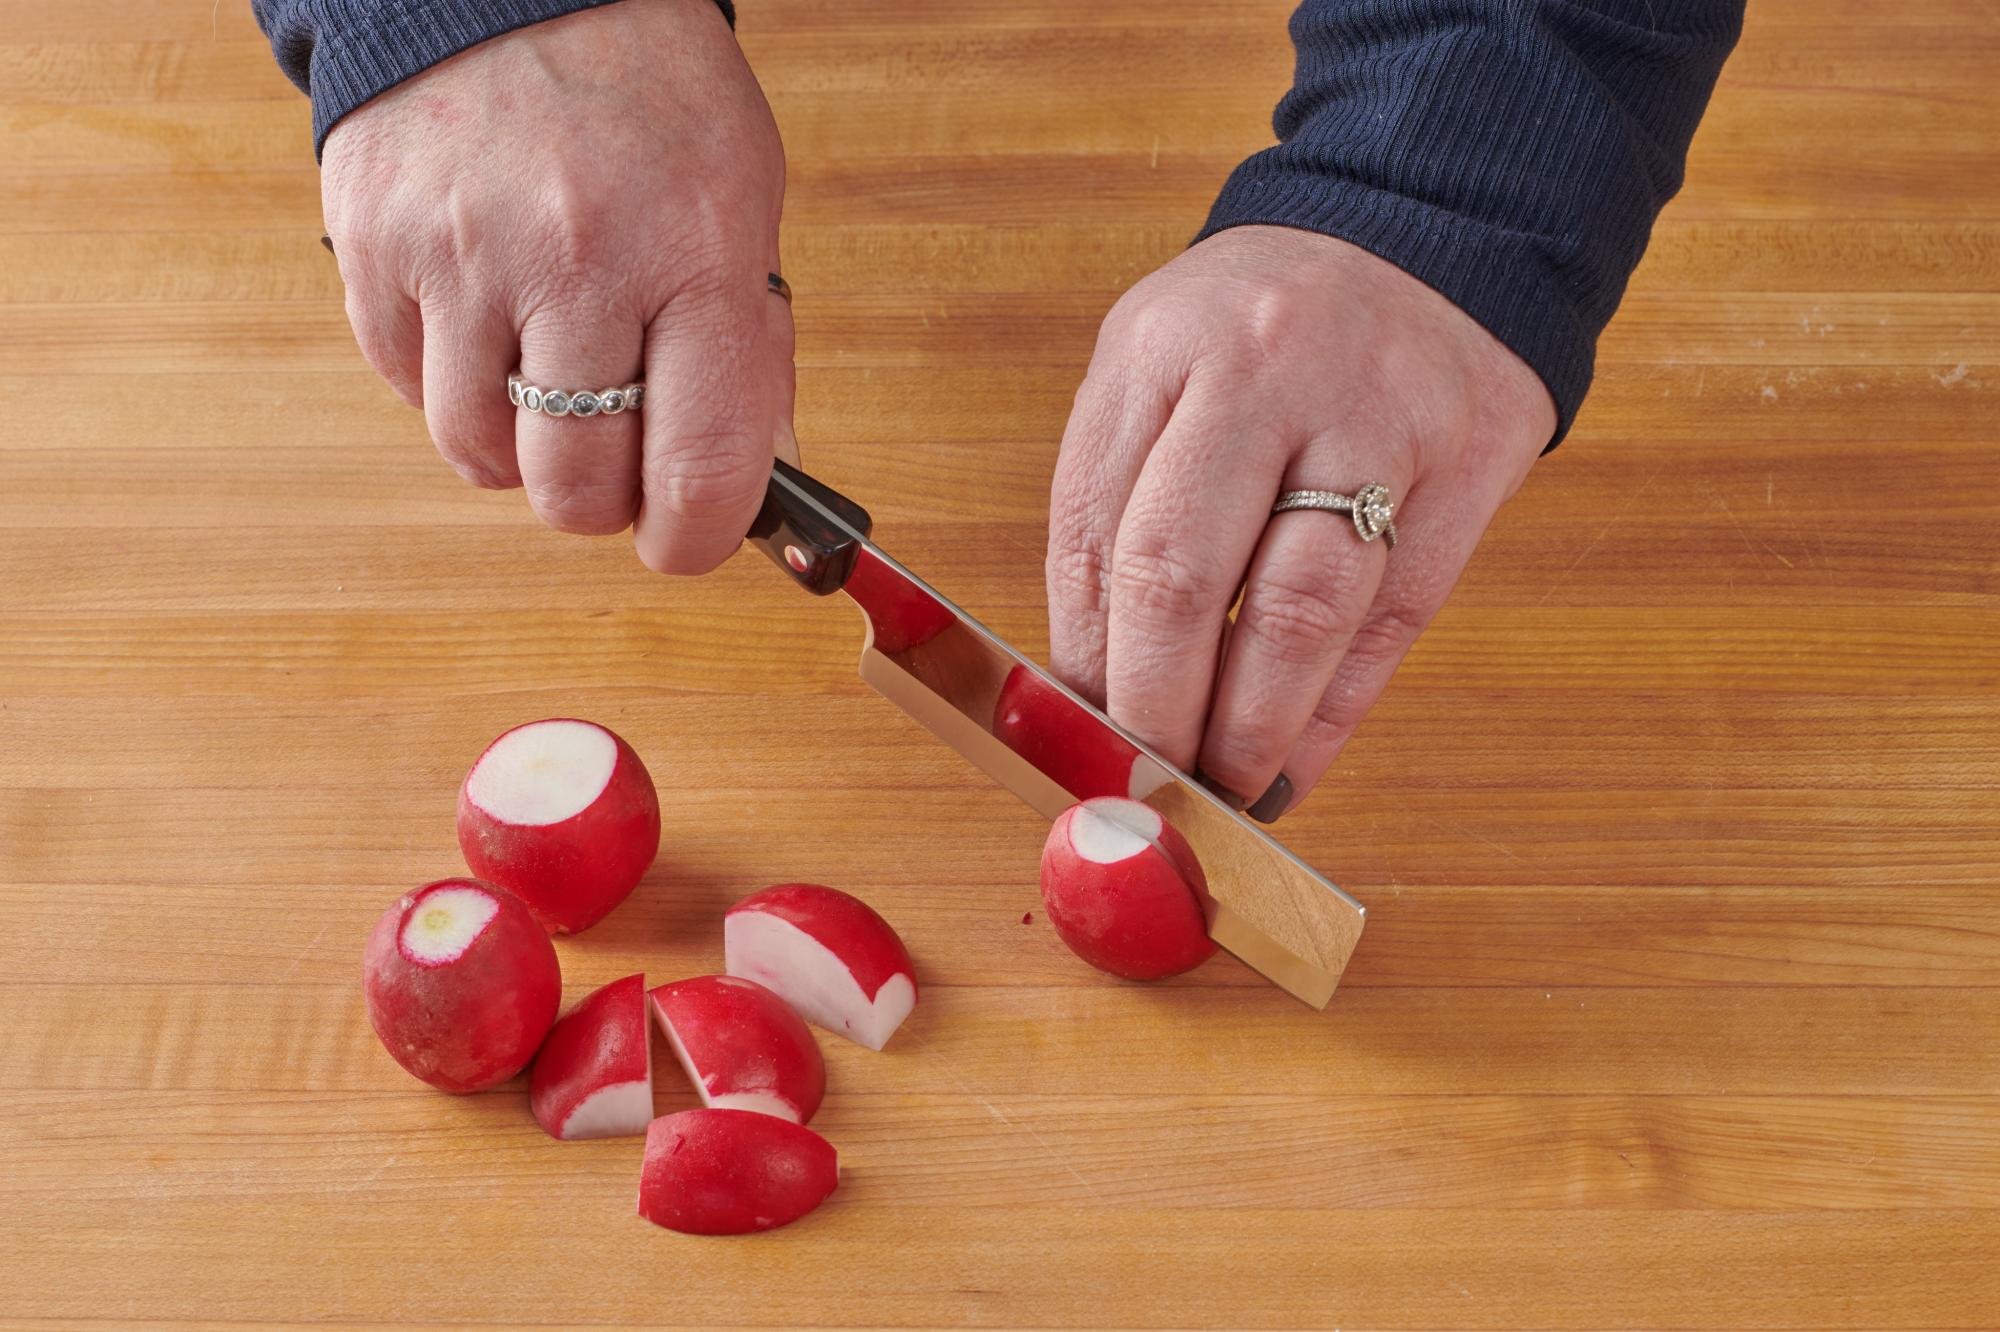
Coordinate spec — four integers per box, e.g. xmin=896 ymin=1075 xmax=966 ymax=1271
xmin=1237 ymin=569 xmax=1359 ymax=666
xmin=528 ymin=476 xmax=638 ymax=535
xmin=1045 ymin=528 xmax=1113 ymax=620
xmin=641 ymin=437 xmax=768 ymax=521
xmin=1343 ymin=603 xmax=1430 ymax=673
xmin=1109 ymin=535 xmax=1224 ymax=629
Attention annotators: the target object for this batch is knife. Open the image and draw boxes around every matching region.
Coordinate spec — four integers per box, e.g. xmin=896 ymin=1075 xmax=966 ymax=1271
xmin=747 ymin=460 xmax=1366 ymax=1007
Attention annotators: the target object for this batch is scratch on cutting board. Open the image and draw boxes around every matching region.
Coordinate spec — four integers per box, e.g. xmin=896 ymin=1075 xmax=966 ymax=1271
xmin=1934 ymin=362 xmax=1970 ymax=388
xmin=276 ymin=923 xmax=332 ymax=983
xmin=902 ymin=1029 xmax=1109 ymax=1205
xmin=1533 ymin=458 xmax=1667 ymax=607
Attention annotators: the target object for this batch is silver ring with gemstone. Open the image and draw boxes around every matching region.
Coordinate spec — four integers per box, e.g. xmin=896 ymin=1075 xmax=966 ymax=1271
xmin=507 ymin=374 xmax=644 ymax=419
xmin=1272 ymin=484 xmax=1399 ymax=549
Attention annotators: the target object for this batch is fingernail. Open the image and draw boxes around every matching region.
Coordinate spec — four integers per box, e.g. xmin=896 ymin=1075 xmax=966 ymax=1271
xmin=319 ymin=233 xmax=335 ymax=255
xmin=1246 ymin=773 xmax=1293 ymax=824
xmin=1194 ymin=770 xmax=1249 ymax=811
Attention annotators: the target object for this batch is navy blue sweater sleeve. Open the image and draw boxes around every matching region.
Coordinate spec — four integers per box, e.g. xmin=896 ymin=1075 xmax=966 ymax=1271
xmin=252 ymin=0 xmax=733 ymax=158
xmin=1201 ymin=0 xmax=1742 ymax=445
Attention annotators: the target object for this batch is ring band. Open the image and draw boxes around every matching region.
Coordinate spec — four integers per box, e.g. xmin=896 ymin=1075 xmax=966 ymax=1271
xmin=504 ymin=271 xmax=792 ymax=415
xmin=1272 ymin=483 xmax=1399 ymax=549
xmin=507 ymin=375 xmax=643 ymax=418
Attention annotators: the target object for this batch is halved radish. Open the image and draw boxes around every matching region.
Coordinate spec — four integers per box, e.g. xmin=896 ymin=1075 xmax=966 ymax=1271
xmin=530 ymin=974 xmax=651 ymax=1140
xmin=1039 ymin=797 xmax=1215 ymax=980
xmin=637 ymin=1108 xmax=838 ymax=1235
xmin=725 ymin=884 xmax=917 ymax=1051
xmin=362 ymin=879 xmax=561 ymax=1092
xmin=456 ymin=718 xmax=661 ymax=935
xmin=993 ymin=664 xmax=1167 ymax=801
xmin=648 ymin=975 xmax=825 ymax=1124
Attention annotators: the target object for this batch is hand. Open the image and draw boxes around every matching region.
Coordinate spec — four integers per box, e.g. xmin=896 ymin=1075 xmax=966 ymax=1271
xmin=320 ymin=0 xmax=789 ymax=573
xmin=1045 ymin=226 xmax=1557 ymax=819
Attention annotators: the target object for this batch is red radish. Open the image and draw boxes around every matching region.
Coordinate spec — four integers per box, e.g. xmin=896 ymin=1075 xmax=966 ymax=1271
xmin=724 ymin=884 xmax=918 ymax=1051
xmin=993 ymin=664 xmax=1166 ymax=801
xmin=362 ymin=879 xmax=561 ymax=1093
xmin=846 ymin=548 xmax=955 ymax=654
xmin=637 ymin=1108 xmax=838 ymax=1235
xmin=530 ymin=974 xmax=651 ymax=1140
xmin=456 ymin=718 xmax=661 ymax=935
xmin=649 ymin=976 xmax=826 ymax=1124
xmin=1039 ymin=797 xmax=1216 ymax=981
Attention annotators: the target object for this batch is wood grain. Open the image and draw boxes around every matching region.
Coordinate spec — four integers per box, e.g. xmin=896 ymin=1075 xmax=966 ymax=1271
xmin=1 ymin=0 xmax=1995 ymax=1327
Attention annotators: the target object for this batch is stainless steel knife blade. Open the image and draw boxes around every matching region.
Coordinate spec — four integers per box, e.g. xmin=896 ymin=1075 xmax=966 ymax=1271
xmin=748 ymin=461 xmax=1366 ymax=1007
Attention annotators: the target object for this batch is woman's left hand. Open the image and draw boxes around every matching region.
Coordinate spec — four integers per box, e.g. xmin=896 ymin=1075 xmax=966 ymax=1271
xmin=1045 ymin=225 xmax=1557 ymax=820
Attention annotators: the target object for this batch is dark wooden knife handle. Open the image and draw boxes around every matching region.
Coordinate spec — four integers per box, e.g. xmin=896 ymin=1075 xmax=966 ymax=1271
xmin=747 ymin=459 xmax=874 ymax=596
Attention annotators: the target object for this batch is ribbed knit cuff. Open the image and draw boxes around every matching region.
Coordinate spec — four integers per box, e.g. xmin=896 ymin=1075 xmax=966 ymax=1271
xmin=306 ymin=0 xmax=737 ymax=158
xmin=1199 ymin=166 xmax=1588 ymax=451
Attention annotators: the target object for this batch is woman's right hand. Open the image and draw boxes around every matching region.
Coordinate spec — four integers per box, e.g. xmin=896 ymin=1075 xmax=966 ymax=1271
xmin=320 ymin=0 xmax=790 ymax=574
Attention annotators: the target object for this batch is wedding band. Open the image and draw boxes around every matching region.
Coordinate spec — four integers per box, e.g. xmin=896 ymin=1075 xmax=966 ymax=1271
xmin=1272 ymin=484 xmax=1399 ymax=549
xmin=505 ymin=272 xmax=791 ymax=415
xmin=507 ymin=374 xmax=644 ymax=418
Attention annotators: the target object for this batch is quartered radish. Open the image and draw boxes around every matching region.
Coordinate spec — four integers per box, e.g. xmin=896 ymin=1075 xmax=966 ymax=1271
xmin=637 ymin=1108 xmax=838 ymax=1235
xmin=1039 ymin=797 xmax=1215 ymax=981
xmin=648 ymin=975 xmax=825 ymax=1125
xmin=725 ymin=884 xmax=917 ymax=1051
xmin=530 ymin=974 xmax=651 ymax=1140
xmin=456 ymin=718 xmax=661 ymax=935
xmin=363 ymin=879 xmax=561 ymax=1093
xmin=992 ymin=664 xmax=1168 ymax=801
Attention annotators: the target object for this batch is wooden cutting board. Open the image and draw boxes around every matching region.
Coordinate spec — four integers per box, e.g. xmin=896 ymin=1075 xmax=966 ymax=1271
xmin=2 ymin=1 xmax=1996 ymax=1327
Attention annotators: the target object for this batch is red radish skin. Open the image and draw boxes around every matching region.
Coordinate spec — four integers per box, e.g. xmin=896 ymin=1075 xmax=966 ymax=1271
xmin=456 ymin=718 xmax=661 ymax=935
xmin=649 ymin=976 xmax=826 ymax=1124
xmin=846 ymin=548 xmax=955 ymax=654
xmin=637 ymin=1109 xmax=838 ymax=1235
xmin=724 ymin=884 xmax=918 ymax=1051
xmin=530 ymin=974 xmax=651 ymax=1140
xmin=1039 ymin=797 xmax=1216 ymax=981
xmin=992 ymin=664 xmax=1168 ymax=802
xmin=362 ymin=879 xmax=561 ymax=1093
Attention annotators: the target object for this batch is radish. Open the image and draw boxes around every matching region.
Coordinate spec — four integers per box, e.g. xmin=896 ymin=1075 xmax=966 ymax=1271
xmin=637 ymin=1108 xmax=838 ymax=1235
xmin=456 ymin=718 xmax=661 ymax=935
xmin=362 ymin=879 xmax=561 ymax=1093
xmin=1039 ymin=797 xmax=1216 ymax=980
xmin=724 ymin=884 xmax=917 ymax=1051
xmin=993 ymin=664 xmax=1165 ymax=801
xmin=846 ymin=550 xmax=955 ymax=653
xmin=648 ymin=975 xmax=826 ymax=1125
xmin=530 ymin=974 xmax=651 ymax=1140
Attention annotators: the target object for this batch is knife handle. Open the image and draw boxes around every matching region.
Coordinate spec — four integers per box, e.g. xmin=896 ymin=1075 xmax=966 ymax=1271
xmin=747 ymin=459 xmax=874 ymax=596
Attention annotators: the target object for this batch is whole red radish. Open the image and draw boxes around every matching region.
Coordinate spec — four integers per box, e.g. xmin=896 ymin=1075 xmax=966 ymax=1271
xmin=649 ymin=975 xmax=826 ymax=1124
xmin=1039 ymin=797 xmax=1215 ymax=981
xmin=993 ymin=664 xmax=1166 ymax=802
xmin=362 ymin=879 xmax=561 ymax=1092
xmin=637 ymin=1108 xmax=838 ymax=1235
xmin=725 ymin=884 xmax=917 ymax=1051
xmin=456 ymin=718 xmax=660 ymax=934
xmin=530 ymin=974 xmax=651 ymax=1140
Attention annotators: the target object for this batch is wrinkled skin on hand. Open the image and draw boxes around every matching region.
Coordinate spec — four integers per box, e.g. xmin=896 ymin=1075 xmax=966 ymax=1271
xmin=321 ymin=0 xmax=790 ymax=574
xmin=1046 ymin=225 xmax=1556 ymax=819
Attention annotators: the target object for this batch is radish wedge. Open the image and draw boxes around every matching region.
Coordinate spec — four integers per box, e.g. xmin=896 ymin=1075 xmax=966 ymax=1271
xmin=637 ymin=1108 xmax=838 ymax=1235
xmin=725 ymin=884 xmax=917 ymax=1051
xmin=649 ymin=976 xmax=826 ymax=1125
xmin=530 ymin=974 xmax=651 ymax=1140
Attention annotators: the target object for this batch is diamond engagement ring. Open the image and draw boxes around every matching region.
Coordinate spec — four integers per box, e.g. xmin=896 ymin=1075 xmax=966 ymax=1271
xmin=504 ymin=272 xmax=793 ymax=416
xmin=1272 ymin=484 xmax=1399 ymax=549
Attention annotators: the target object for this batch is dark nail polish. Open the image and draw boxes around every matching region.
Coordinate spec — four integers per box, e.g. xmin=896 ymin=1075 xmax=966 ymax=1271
xmin=319 ymin=233 xmax=335 ymax=255
xmin=1247 ymin=773 xmax=1293 ymax=824
xmin=1194 ymin=770 xmax=1249 ymax=811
